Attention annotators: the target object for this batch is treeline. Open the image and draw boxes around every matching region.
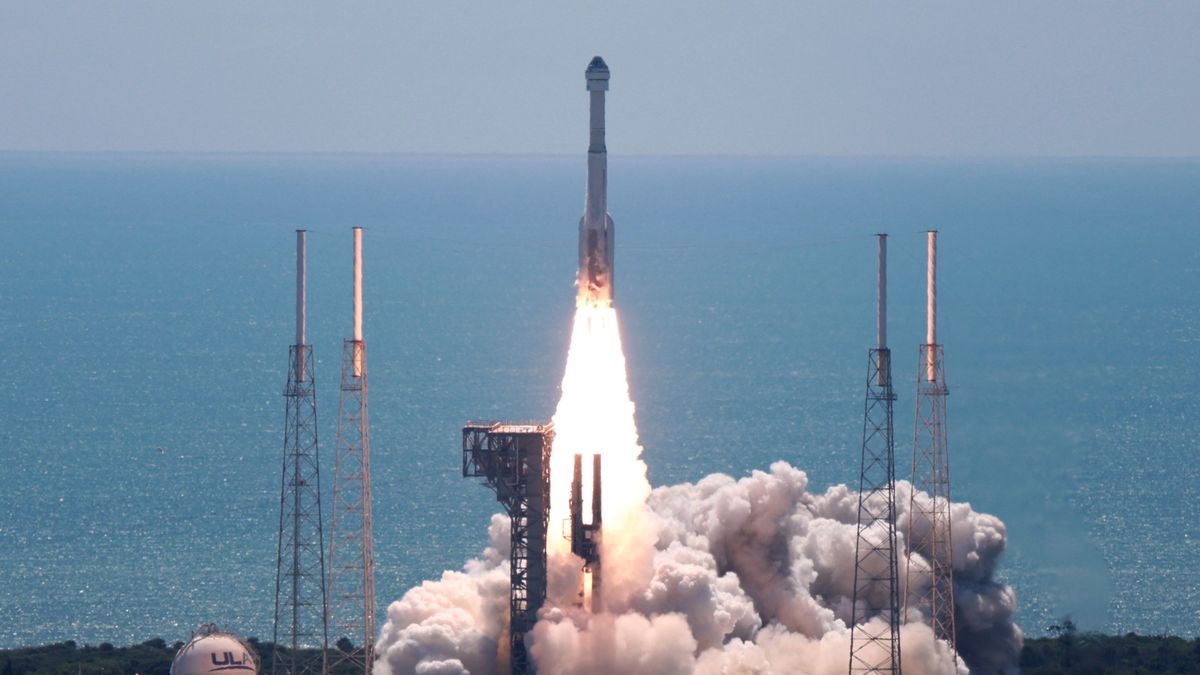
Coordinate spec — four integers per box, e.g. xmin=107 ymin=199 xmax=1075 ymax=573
xmin=5 ymin=631 xmax=1200 ymax=674
xmin=1020 ymin=620 xmax=1200 ymax=674
xmin=0 ymin=638 xmax=362 ymax=675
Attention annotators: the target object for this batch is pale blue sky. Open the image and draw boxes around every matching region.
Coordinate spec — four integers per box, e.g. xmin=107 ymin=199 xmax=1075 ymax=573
xmin=1 ymin=2 xmax=1197 ymax=156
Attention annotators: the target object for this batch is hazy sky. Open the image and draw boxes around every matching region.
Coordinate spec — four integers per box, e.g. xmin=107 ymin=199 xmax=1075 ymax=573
xmin=2 ymin=2 xmax=1197 ymax=156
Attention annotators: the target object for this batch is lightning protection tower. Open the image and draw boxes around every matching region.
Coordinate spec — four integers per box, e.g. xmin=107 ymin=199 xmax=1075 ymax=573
xmin=849 ymin=234 xmax=903 ymax=675
xmin=904 ymin=229 xmax=957 ymax=656
xmin=273 ymin=229 xmax=330 ymax=675
xmin=462 ymin=422 xmax=553 ymax=675
xmin=328 ymin=227 xmax=376 ymax=673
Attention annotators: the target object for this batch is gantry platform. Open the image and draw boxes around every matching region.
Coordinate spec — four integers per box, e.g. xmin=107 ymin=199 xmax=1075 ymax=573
xmin=462 ymin=421 xmax=554 ymax=675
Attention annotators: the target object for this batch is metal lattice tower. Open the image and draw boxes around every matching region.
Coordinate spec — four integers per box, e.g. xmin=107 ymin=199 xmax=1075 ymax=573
xmin=904 ymin=230 xmax=957 ymax=655
xmin=273 ymin=229 xmax=330 ymax=675
xmin=849 ymin=234 xmax=903 ymax=675
xmin=328 ymin=227 xmax=376 ymax=673
xmin=462 ymin=422 xmax=554 ymax=675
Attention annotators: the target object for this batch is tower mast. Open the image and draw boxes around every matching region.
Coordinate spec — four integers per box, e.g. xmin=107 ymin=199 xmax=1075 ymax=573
xmin=905 ymin=230 xmax=957 ymax=655
xmin=848 ymin=234 xmax=903 ymax=675
xmin=329 ymin=227 xmax=377 ymax=673
xmin=273 ymin=229 xmax=330 ymax=675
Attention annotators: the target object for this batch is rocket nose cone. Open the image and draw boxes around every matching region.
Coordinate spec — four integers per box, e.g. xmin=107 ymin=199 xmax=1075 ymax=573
xmin=586 ymin=56 xmax=610 ymax=90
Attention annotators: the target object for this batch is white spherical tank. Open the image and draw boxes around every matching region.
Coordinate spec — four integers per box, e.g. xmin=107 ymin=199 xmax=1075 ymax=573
xmin=171 ymin=626 xmax=258 ymax=675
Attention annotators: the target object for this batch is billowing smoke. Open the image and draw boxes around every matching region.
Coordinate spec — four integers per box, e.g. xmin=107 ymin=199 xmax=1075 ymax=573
xmin=375 ymin=463 xmax=1021 ymax=674
xmin=375 ymin=304 xmax=1021 ymax=674
xmin=374 ymin=515 xmax=511 ymax=675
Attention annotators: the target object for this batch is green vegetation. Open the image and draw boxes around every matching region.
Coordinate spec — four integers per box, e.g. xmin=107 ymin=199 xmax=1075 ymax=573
xmin=0 ymin=639 xmax=362 ymax=675
xmin=0 ymin=640 xmax=177 ymax=675
xmin=5 ymin=627 xmax=1200 ymax=674
xmin=1019 ymin=619 xmax=1200 ymax=674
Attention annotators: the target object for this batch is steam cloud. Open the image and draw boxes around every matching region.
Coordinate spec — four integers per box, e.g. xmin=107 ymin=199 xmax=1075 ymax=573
xmin=375 ymin=305 xmax=1020 ymax=674
xmin=374 ymin=463 xmax=1021 ymax=674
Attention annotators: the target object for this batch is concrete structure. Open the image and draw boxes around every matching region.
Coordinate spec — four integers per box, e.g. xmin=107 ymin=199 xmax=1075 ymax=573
xmin=462 ymin=422 xmax=554 ymax=675
xmin=578 ymin=56 xmax=615 ymax=307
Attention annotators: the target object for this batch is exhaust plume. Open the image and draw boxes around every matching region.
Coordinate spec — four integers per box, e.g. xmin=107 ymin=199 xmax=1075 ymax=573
xmin=375 ymin=302 xmax=1020 ymax=674
xmin=375 ymin=463 xmax=1021 ymax=674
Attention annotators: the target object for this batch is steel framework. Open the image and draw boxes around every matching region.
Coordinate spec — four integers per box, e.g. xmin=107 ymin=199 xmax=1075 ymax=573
xmin=904 ymin=230 xmax=956 ymax=656
xmin=327 ymin=227 xmax=376 ymax=674
xmin=273 ymin=230 xmax=329 ymax=675
xmin=904 ymin=344 xmax=956 ymax=651
xmin=849 ymin=235 xmax=902 ymax=675
xmin=463 ymin=422 xmax=553 ymax=675
xmin=328 ymin=339 xmax=375 ymax=672
xmin=273 ymin=343 xmax=330 ymax=675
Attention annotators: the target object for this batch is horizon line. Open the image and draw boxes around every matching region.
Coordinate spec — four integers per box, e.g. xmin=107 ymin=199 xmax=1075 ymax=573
xmin=2 ymin=149 xmax=1199 ymax=162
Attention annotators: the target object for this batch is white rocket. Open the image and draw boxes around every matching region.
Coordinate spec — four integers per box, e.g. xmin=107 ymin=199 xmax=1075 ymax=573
xmin=578 ymin=56 xmax=615 ymax=307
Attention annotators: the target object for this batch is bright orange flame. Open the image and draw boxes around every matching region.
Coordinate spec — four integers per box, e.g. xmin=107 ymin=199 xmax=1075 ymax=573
xmin=549 ymin=303 xmax=652 ymax=610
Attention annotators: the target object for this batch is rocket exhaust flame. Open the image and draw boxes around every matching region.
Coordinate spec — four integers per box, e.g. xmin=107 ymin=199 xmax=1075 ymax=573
xmin=548 ymin=303 xmax=651 ymax=614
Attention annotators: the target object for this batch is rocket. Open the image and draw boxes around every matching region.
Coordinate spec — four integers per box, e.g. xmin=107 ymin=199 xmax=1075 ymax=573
xmin=578 ymin=56 xmax=615 ymax=307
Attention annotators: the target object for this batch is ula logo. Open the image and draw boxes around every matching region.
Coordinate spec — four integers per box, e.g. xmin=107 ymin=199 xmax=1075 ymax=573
xmin=210 ymin=651 xmax=254 ymax=671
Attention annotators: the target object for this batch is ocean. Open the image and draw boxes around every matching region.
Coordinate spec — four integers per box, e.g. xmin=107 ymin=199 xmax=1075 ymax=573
xmin=0 ymin=153 xmax=1196 ymax=648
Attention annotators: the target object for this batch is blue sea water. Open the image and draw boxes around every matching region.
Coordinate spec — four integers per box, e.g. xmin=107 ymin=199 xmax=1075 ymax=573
xmin=0 ymin=153 xmax=1197 ymax=648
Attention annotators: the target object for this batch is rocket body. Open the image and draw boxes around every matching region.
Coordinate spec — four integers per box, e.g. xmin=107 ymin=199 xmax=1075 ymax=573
xmin=579 ymin=56 xmax=615 ymax=307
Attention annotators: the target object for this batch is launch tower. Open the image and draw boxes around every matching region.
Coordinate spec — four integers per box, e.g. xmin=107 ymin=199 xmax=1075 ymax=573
xmin=462 ymin=422 xmax=554 ymax=675
xmin=904 ymin=230 xmax=957 ymax=655
xmin=848 ymin=234 xmax=903 ymax=675
xmin=272 ymin=230 xmax=330 ymax=675
xmin=328 ymin=227 xmax=376 ymax=673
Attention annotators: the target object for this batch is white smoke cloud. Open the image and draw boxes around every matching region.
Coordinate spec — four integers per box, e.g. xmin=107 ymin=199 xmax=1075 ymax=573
xmin=374 ymin=462 xmax=1022 ymax=675
xmin=374 ymin=515 xmax=511 ymax=675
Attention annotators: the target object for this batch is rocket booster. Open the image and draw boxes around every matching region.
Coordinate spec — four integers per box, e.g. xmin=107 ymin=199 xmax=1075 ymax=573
xmin=579 ymin=56 xmax=615 ymax=307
